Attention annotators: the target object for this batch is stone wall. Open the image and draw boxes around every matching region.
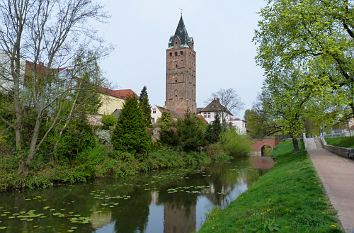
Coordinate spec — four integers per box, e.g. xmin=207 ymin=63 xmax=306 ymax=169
xmin=320 ymin=137 xmax=354 ymax=160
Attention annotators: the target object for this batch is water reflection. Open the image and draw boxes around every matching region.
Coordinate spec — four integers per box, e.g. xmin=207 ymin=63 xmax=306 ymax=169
xmin=0 ymin=157 xmax=273 ymax=233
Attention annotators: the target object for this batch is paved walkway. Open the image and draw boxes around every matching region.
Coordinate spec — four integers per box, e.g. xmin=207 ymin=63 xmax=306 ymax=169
xmin=304 ymin=138 xmax=354 ymax=233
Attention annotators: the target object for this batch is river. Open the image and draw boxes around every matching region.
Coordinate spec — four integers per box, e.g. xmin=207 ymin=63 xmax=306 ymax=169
xmin=0 ymin=157 xmax=273 ymax=233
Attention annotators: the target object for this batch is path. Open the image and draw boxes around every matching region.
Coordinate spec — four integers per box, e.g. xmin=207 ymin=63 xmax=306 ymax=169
xmin=304 ymin=138 xmax=354 ymax=233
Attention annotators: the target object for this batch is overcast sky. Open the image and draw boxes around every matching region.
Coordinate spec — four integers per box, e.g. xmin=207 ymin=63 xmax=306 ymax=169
xmin=96 ymin=0 xmax=266 ymax=117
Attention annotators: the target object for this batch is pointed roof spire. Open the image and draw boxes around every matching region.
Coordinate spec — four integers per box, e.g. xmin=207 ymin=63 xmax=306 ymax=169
xmin=168 ymin=14 xmax=193 ymax=48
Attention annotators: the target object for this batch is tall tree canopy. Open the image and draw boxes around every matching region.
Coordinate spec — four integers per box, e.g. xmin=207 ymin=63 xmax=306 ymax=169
xmin=111 ymin=97 xmax=151 ymax=155
xmin=139 ymin=86 xmax=152 ymax=127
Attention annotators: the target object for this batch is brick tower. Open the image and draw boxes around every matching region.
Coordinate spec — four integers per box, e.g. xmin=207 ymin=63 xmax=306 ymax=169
xmin=165 ymin=15 xmax=196 ymax=115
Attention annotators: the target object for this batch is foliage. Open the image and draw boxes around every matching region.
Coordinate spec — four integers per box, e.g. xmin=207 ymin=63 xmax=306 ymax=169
xmin=139 ymin=86 xmax=152 ymax=128
xmin=244 ymin=106 xmax=276 ymax=139
xmin=111 ymin=97 xmax=151 ymax=155
xmin=205 ymin=112 xmax=223 ymax=143
xmin=325 ymin=137 xmax=354 ymax=148
xmin=176 ymin=112 xmax=207 ymax=151
xmin=56 ymin=115 xmax=96 ymax=162
xmin=219 ymin=128 xmax=251 ymax=156
xmin=101 ymin=114 xmax=117 ymax=129
xmin=199 ymin=141 xmax=343 ymax=233
xmin=254 ymin=0 xmax=354 ymax=151
xmin=95 ymin=129 xmax=111 ymax=145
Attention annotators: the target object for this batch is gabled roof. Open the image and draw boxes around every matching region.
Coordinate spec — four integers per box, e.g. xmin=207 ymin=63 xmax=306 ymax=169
xmin=168 ymin=15 xmax=194 ymax=48
xmin=156 ymin=105 xmax=180 ymax=119
xmin=196 ymin=108 xmax=204 ymax=114
xmin=99 ymin=87 xmax=137 ymax=100
xmin=201 ymin=98 xmax=233 ymax=116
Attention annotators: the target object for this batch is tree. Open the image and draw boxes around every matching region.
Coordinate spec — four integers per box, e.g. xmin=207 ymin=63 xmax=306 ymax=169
xmin=0 ymin=0 xmax=106 ymax=170
xmin=139 ymin=86 xmax=152 ymax=127
xmin=111 ymin=97 xmax=151 ymax=155
xmin=254 ymin=0 xmax=354 ymax=116
xmin=209 ymin=88 xmax=244 ymax=115
xmin=176 ymin=112 xmax=206 ymax=151
xmin=244 ymin=108 xmax=271 ymax=139
xmin=206 ymin=112 xmax=222 ymax=143
xmin=158 ymin=112 xmax=179 ymax=147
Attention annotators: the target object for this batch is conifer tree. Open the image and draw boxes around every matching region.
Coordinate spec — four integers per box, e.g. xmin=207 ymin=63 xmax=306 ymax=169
xmin=206 ymin=112 xmax=222 ymax=143
xmin=139 ymin=86 xmax=152 ymax=127
xmin=112 ymin=97 xmax=151 ymax=155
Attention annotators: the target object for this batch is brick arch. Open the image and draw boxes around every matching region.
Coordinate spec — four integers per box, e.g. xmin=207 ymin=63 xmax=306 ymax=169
xmin=251 ymin=138 xmax=280 ymax=156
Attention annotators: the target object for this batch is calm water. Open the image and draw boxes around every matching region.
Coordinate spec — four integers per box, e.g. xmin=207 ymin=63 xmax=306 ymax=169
xmin=0 ymin=157 xmax=273 ymax=233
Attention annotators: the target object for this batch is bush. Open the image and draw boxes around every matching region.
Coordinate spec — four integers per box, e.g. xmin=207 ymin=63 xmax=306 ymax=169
xmin=101 ymin=114 xmax=117 ymax=129
xmin=206 ymin=143 xmax=226 ymax=157
xmin=111 ymin=97 xmax=151 ymax=155
xmin=56 ymin=115 xmax=96 ymax=162
xmin=219 ymin=129 xmax=251 ymax=156
xmin=176 ymin=112 xmax=207 ymax=151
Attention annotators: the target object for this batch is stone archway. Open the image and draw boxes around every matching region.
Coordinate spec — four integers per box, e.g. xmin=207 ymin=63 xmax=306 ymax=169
xmin=261 ymin=145 xmax=273 ymax=157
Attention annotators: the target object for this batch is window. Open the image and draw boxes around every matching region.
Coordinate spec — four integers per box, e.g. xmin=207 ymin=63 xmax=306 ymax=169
xmin=169 ymin=52 xmax=172 ymax=57
xmin=176 ymin=64 xmax=178 ymax=68
xmin=207 ymin=112 xmax=211 ymax=118
xmin=152 ymin=108 xmax=156 ymax=114
xmin=180 ymin=51 xmax=183 ymax=55
xmin=175 ymin=52 xmax=178 ymax=56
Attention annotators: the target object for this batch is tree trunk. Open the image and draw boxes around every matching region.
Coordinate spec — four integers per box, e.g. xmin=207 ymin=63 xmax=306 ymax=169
xmin=292 ymin=137 xmax=300 ymax=152
xmin=12 ymin=57 xmax=22 ymax=152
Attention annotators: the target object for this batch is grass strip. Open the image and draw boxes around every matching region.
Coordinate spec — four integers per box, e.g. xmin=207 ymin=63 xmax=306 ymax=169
xmin=325 ymin=136 xmax=354 ymax=148
xmin=198 ymin=141 xmax=342 ymax=233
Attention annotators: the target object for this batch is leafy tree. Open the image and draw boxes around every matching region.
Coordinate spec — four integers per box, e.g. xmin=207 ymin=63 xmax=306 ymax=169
xmin=111 ymin=97 xmax=151 ymax=155
xmin=254 ymin=0 xmax=354 ymax=116
xmin=158 ymin=112 xmax=179 ymax=147
xmin=0 ymin=0 xmax=107 ymax=171
xmin=176 ymin=112 xmax=206 ymax=151
xmin=139 ymin=86 xmax=152 ymax=127
xmin=206 ymin=112 xmax=222 ymax=143
xmin=56 ymin=114 xmax=96 ymax=162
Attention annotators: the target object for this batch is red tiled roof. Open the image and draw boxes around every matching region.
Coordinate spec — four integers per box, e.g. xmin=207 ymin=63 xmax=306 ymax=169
xmin=100 ymin=87 xmax=137 ymax=100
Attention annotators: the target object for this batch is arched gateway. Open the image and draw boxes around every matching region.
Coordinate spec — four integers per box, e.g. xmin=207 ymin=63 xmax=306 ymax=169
xmin=251 ymin=138 xmax=280 ymax=156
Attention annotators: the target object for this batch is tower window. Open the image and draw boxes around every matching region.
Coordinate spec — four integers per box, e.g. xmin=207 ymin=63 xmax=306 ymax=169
xmin=175 ymin=52 xmax=178 ymax=56
xmin=180 ymin=51 xmax=183 ymax=55
xmin=176 ymin=64 xmax=178 ymax=68
xmin=169 ymin=52 xmax=172 ymax=57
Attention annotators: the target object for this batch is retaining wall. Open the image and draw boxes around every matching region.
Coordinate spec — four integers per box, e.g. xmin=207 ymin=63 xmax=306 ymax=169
xmin=320 ymin=137 xmax=354 ymax=160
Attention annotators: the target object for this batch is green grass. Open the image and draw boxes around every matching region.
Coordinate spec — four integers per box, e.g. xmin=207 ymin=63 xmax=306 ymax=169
xmin=325 ymin=136 xmax=354 ymax=148
xmin=198 ymin=141 xmax=342 ymax=233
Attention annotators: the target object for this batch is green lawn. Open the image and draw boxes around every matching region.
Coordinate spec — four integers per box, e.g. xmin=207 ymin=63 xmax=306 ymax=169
xmin=198 ymin=141 xmax=342 ymax=233
xmin=325 ymin=136 xmax=354 ymax=148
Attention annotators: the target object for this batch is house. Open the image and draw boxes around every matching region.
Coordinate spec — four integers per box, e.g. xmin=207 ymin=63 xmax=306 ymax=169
xmin=229 ymin=118 xmax=247 ymax=135
xmin=199 ymin=98 xmax=247 ymax=134
xmin=98 ymin=87 xmax=137 ymax=116
xmin=151 ymin=105 xmax=179 ymax=124
xmin=199 ymin=98 xmax=233 ymax=124
xmin=87 ymin=87 xmax=137 ymax=126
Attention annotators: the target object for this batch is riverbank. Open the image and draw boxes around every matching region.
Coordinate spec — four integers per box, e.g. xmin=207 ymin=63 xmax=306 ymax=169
xmin=0 ymin=146 xmax=231 ymax=192
xmin=198 ymin=141 xmax=343 ymax=233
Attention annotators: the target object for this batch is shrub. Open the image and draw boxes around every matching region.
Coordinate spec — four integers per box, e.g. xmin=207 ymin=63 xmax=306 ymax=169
xmin=176 ymin=112 xmax=207 ymax=151
xmin=220 ymin=128 xmax=251 ymax=156
xmin=56 ymin=115 xmax=96 ymax=162
xmin=101 ymin=114 xmax=117 ymax=129
xmin=111 ymin=97 xmax=151 ymax=155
